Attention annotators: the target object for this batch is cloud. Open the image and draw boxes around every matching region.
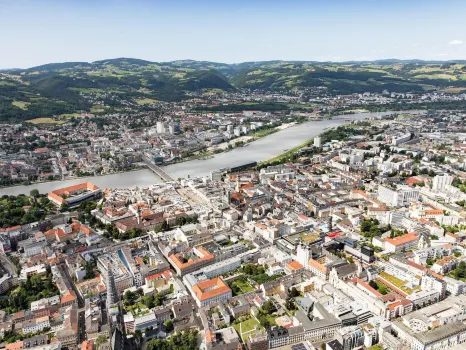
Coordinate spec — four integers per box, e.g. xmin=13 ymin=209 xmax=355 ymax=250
xmin=449 ymin=40 xmax=463 ymax=45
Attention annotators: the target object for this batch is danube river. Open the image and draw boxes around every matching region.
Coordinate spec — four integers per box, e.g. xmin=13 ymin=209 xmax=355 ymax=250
xmin=0 ymin=169 xmax=161 ymax=196
xmin=0 ymin=110 xmax=422 ymax=196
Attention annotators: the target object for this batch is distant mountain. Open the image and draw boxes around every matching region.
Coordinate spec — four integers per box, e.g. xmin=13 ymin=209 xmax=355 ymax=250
xmin=2 ymin=57 xmax=466 ymax=122
xmin=28 ymin=62 xmax=92 ymax=71
xmin=91 ymin=57 xmax=155 ymax=67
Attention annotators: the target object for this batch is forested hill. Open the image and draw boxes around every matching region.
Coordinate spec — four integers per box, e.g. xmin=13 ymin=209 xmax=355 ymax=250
xmin=1 ymin=57 xmax=466 ymax=122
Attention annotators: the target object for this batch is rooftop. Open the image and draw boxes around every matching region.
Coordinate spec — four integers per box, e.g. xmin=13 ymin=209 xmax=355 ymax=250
xmin=192 ymin=277 xmax=231 ymax=301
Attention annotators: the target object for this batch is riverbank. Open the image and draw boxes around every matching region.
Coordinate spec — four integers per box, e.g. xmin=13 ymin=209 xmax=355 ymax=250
xmin=0 ymin=169 xmax=161 ymax=196
xmin=258 ymin=120 xmax=357 ymax=166
xmin=0 ymin=167 xmax=146 ymax=193
xmin=162 ymin=119 xmax=349 ymax=179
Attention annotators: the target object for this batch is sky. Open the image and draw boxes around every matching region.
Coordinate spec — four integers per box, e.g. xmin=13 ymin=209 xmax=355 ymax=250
xmin=1 ymin=0 xmax=466 ymax=68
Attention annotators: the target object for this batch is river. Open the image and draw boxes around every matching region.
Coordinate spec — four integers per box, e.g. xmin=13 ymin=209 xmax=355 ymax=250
xmin=0 ymin=169 xmax=162 ymax=196
xmin=0 ymin=110 xmax=423 ymax=196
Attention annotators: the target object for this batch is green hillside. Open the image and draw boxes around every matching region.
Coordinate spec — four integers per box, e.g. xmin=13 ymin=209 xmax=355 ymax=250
xmin=1 ymin=58 xmax=466 ymax=122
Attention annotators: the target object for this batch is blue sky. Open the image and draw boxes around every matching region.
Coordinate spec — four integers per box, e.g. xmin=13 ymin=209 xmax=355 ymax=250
xmin=1 ymin=0 xmax=465 ymax=68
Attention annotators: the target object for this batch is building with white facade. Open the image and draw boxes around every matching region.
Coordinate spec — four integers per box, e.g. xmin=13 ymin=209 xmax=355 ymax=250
xmin=391 ymin=295 xmax=466 ymax=350
xmin=432 ymin=175 xmax=454 ymax=192
xmin=22 ymin=316 xmax=50 ymax=334
xmin=377 ymin=185 xmax=419 ymax=208
xmin=314 ymin=136 xmax=322 ymax=148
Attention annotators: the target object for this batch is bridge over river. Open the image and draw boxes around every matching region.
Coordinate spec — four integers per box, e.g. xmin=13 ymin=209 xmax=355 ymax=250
xmin=142 ymin=156 xmax=174 ymax=182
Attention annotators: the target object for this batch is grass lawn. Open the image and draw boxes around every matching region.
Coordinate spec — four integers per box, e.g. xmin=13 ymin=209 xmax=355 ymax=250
xmin=135 ymin=98 xmax=158 ymax=105
xmin=229 ymin=278 xmax=255 ymax=296
xmin=87 ymin=71 xmax=124 ymax=78
xmin=203 ymin=88 xmax=225 ymax=95
xmin=12 ymin=101 xmax=30 ymax=110
xmin=414 ymin=73 xmax=457 ymax=80
xmin=0 ymin=81 xmax=17 ymax=86
xmin=236 ymin=280 xmax=255 ymax=293
xmin=261 ymin=137 xmax=314 ymax=165
xmin=233 ymin=318 xmax=261 ymax=342
xmin=442 ymin=87 xmax=466 ymax=94
xmin=375 ymin=281 xmax=390 ymax=295
xmin=264 ymin=315 xmax=277 ymax=326
xmin=125 ymin=302 xmax=149 ymax=317
xmin=68 ymin=87 xmax=102 ymax=93
xmin=379 ymin=272 xmax=420 ymax=295
xmin=90 ymin=105 xmax=106 ymax=113
xmin=379 ymin=272 xmax=406 ymax=287
xmin=27 ymin=117 xmax=65 ymax=125
xmin=59 ymin=113 xmax=81 ymax=118
xmin=250 ymin=128 xmax=278 ymax=138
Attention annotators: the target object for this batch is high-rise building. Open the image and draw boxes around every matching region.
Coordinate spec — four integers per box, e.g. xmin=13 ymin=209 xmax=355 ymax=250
xmin=314 ymin=136 xmax=322 ymax=148
xmin=432 ymin=175 xmax=453 ymax=191
xmin=296 ymin=241 xmax=310 ymax=268
xmin=106 ymin=265 xmax=119 ymax=311
xmin=156 ymin=121 xmax=165 ymax=133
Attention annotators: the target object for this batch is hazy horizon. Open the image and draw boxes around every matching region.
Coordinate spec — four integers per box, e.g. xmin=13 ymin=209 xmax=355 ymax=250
xmin=1 ymin=0 xmax=465 ymax=68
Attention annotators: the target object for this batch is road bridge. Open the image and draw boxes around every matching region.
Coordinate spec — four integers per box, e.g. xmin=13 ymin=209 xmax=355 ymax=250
xmin=142 ymin=156 xmax=174 ymax=182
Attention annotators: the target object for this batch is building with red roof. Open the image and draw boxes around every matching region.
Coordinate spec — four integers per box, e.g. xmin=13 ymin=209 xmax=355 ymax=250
xmin=48 ymin=182 xmax=101 ymax=207
xmin=191 ymin=277 xmax=232 ymax=307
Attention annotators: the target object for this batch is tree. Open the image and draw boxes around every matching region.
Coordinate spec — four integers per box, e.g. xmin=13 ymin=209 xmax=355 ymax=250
xmin=261 ymin=300 xmax=276 ymax=314
xmin=134 ymin=329 xmax=143 ymax=347
xmin=30 ymin=189 xmax=39 ymax=198
xmin=147 ymin=330 xmax=198 ymax=350
xmin=60 ymin=203 xmax=69 ymax=212
xmin=454 ymin=261 xmax=466 ymax=280
xmin=95 ymin=335 xmax=107 ymax=350
xmin=124 ymin=290 xmax=138 ymax=304
xmin=369 ymin=225 xmax=381 ymax=237
xmin=164 ymin=320 xmax=174 ymax=333
xmin=289 ymin=287 xmax=300 ymax=298
xmin=285 ymin=298 xmax=296 ymax=311
xmin=360 ymin=220 xmax=372 ymax=233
